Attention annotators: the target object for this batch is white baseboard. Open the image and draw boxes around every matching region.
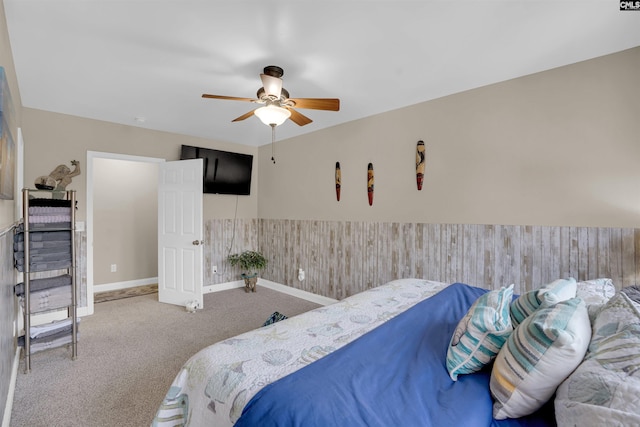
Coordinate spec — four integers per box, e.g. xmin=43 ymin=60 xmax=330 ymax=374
xmin=204 ymin=279 xmax=337 ymax=306
xmin=93 ymin=277 xmax=158 ymax=293
xmin=2 ymin=347 xmax=21 ymax=427
xmin=203 ymin=281 xmax=245 ymax=294
xmin=258 ymin=279 xmax=337 ymax=306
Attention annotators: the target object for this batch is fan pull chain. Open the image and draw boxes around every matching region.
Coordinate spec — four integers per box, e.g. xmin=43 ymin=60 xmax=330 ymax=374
xmin=271 ymin=124 xmax=276 ymax=164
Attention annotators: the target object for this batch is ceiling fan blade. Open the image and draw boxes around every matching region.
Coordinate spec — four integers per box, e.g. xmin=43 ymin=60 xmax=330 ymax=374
xmin=288 ymin=98 xmax=340 ymax=111
xmin=202 ymin=94 xmax=257 ymax=102
xmin=231 ymin=110 xmax=256 ymax=122
xmin=260 ymin=74 xmax=283 ymax=98
xmin=287 ymin=108 xmax=313 ymax=126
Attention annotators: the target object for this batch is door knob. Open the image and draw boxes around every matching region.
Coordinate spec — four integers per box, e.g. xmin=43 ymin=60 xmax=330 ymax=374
xmin=192 ymin=240 xmax=204 ymax=245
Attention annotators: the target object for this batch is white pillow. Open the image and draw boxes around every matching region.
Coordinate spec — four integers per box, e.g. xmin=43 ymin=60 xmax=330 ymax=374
xmin=555 ymin=292 xmax=640 ymax=426
xmin=576 ymin=278 xmax=617 ymax=323
xmin=491 ymin=297 xmax=590 ymax=420
xmin=575 ymin=278 xmax=616 ymax=306
xmin=446 ymin=285 xmax=514 ymax=380
xmin=544 ymin=277 xmax=578 ymax=301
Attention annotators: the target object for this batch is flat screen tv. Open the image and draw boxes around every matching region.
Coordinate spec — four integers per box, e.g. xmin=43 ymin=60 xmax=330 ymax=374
xmin=180 ymin=145 xmax=253 ymax=195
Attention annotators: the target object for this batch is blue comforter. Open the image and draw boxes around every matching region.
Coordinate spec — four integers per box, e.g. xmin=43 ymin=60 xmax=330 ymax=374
xmin=235 ymin=283 xmax=555 ymax=427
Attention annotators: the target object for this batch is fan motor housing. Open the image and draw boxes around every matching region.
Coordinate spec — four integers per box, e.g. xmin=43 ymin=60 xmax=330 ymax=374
xmin=263 ymin=65 xmax=284 ymax=78
xmin=257 ymin=87 xmax=289 ymax=101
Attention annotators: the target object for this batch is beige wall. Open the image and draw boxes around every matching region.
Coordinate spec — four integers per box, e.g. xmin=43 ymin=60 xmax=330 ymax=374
xmin=0 ymin=0 xmax=20 ymax=228
xmin=258 ymin=47 xmax=640 ymax=228
xmin=21 ymin=109 xmax=259 ymax=222
xmin=93 ymin=158 xmax=158 ymax=285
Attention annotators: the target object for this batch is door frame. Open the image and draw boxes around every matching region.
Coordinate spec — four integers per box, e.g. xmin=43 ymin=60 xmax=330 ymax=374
xmin=86 ymin=151 xmax=165 ymax=315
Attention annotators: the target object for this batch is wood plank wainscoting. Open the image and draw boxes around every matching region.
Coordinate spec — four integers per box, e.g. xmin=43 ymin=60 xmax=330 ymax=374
xmin=74 ymin=230 xmax=87 ymax=308
xmin=1 ymin=226 xmax=17 ymax=424
xmin=205 ymin=219 xmax=639 ymax=300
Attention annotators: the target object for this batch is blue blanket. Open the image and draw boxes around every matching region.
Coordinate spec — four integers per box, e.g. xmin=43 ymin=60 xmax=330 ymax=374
xmin=236 ymin=283 xmax=555 ymax=427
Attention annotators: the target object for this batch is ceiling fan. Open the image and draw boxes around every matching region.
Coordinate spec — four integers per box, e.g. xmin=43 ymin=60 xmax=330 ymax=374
xmin=202 ymin=65 xmax=340 ymax=127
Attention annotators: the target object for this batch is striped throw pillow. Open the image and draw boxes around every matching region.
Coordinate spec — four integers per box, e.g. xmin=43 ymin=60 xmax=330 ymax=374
xmin=446 ymin=285 xmax=514 ymax=381
xmin=491 ymin=297 xmax=590 ymax=420
xmin=510 ymin=278 xmax=577 ymax=327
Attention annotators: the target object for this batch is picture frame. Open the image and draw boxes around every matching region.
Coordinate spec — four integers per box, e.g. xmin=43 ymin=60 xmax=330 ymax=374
xmin=0 ymin=67 xmax=16 ymax=200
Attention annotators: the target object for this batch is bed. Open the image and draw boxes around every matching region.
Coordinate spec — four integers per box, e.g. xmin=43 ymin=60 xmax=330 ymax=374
xmin=152 ymin=278 xmax=640 ymax=427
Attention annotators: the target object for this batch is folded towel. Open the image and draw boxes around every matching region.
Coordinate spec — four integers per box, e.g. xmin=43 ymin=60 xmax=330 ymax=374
xmin=16 ymin=223 xmax=72 ymax=233
xmin=28 ymin=317 xmax=79 ymax=339
xmin=14 ymin=241 xmax=71 ymax=255
xmin=15 ymin=260 xmax=72 ymax=272
xmin=27 ymin=198 xmax=72 ymax=208
xmin=14 ymin=231 xmax=71 ymax=243
xmin=29 ymin=215 xmax=72 ymax=223
xmin=14 ymin=239 xmax=72 ymax=252
xmin=28 ymin=206 xmax=71 ymax=215
xmin=14 ymin=251 xmax=72 ymax=264
xmin=15 ymin=274 xmax=72 ymax=295
xmin=18 ymin=332 xmax=80 ymax=354
xmin=18 ymin=286 xmax=72 ymax=313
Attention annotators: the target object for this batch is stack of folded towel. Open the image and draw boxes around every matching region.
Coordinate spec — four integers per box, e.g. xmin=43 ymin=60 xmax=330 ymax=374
xmin=17 ymin=317 xmax=80 ymax=353
xmin=13 ymin=198 xmax=73 ymax=272
xmin=15 ymin=274 xmax=73 ymax=313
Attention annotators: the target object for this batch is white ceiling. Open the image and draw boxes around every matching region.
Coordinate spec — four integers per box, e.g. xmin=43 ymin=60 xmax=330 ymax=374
xmin=4 ymin=1 xmax=640 ymax=147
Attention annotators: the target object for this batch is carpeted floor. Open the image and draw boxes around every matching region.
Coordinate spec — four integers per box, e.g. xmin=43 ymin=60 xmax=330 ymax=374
xmin=10 ymin=286 xmax=321 ymax=427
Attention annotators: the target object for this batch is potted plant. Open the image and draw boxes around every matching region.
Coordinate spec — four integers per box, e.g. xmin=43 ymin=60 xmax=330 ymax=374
xmin=227 ymin=250 xmax=268 ymax=293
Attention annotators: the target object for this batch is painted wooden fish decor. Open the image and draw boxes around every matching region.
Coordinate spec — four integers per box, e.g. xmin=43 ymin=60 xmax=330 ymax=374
xmin=335 ymin=162 xmax=341 ymax=201
xmin=416 ymin=140 xmax=425 ymax=190
xmin=367 ymin=163 xmax=374 ymax=206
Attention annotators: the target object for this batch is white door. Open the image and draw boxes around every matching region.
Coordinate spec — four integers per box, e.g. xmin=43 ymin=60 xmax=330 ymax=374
xmin=158 ymin=159 xmax=204 ymax=308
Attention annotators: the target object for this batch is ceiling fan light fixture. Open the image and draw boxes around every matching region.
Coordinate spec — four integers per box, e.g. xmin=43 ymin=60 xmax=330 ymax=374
xmin=202 ymin=65 xmax=338 ymax=128
xmin=254 ymin=105 xmax=291 ymax=126
xmin=260 ymin=73 xmax=283 ymax=98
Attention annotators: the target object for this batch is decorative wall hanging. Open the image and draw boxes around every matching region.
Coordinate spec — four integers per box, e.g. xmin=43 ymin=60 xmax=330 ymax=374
xmin=367 ymin=163 xmax=374 ymax=206
xmin=416 ymin=140 xmax=425 ymax=190
xmin=335 ymin=161 xmax=341 ymax=201
xmin=0 ymin=67 xmax=15 ymax=200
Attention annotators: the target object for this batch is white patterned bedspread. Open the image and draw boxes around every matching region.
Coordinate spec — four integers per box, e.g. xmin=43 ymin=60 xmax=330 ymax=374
xmin=152 ymin=279 xmax=449 ymax=427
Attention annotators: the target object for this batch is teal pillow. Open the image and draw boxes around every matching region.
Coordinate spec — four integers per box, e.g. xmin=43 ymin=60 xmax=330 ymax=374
xmin=446 ymin=285 xmax=514 ymax=381
xmin=510 ymin=278 xmax=577 ymax=327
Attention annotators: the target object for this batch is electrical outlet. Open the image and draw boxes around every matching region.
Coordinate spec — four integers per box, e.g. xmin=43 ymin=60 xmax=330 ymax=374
xmin=110 ymin=264 xmax=117 ymax=273
xmin=212 ymin=265 xmax=218 ymax=274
